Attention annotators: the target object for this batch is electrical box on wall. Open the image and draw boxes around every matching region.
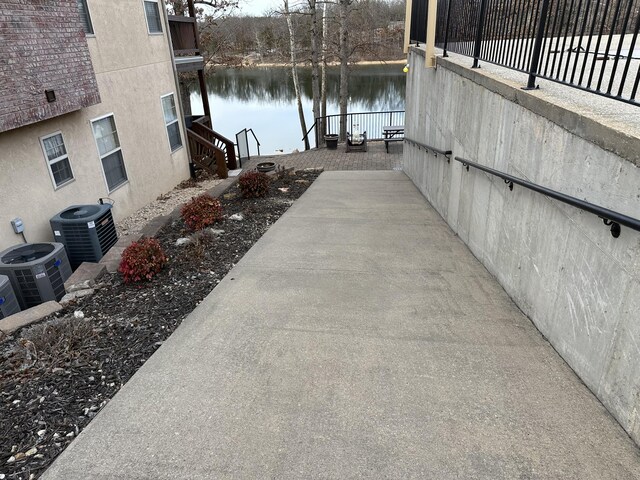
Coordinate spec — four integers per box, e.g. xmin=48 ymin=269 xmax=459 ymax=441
xmin=11 ymin=218 xmax=24 ymax=234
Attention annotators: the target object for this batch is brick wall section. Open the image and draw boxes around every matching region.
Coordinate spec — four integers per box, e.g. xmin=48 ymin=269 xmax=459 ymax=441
xmin=0 ymin=0 xmax=101 ymax=133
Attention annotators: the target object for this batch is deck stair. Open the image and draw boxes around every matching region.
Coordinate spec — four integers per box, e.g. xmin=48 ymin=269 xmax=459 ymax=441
xmin=186 ymin=116 xmax=237 ymax=179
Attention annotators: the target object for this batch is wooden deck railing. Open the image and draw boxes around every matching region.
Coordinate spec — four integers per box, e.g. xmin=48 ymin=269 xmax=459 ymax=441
xmin=191 ymin=117 xmax=238 ymax=170
xmin=168 ymin=15 xmax=199 ymax=56
xmin=186 ymin=129 xmax=229 ymax=179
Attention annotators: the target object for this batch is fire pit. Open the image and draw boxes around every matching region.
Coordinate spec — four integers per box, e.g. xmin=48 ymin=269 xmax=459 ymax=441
xmin=256 ymin=162 xmax=276 ymax=173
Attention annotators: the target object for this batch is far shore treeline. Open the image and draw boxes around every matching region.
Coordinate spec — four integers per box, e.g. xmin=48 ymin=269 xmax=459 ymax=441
xmin=167 ymin=0 xmax=406 ymax=142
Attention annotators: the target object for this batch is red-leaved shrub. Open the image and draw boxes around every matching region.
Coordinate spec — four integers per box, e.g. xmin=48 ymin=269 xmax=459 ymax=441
xmin=118 ymin=237 xmax=168 ymax=283
xmin=181 ymin=194 xmax=224 ymax=230
xmin=239 ymin=171 xmax=270 ymax=198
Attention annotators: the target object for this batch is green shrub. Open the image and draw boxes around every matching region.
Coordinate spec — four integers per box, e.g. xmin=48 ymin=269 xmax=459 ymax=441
xmin=119 ymin=238 xmax=168 ymax=283
xmin=181 ymin=194 xmax=224 ymax=231
xmin=239 ymin=171 xmax=270 ymax=198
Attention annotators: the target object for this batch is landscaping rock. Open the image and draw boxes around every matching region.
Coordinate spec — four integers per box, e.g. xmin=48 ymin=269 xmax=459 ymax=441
xmin=60 ymin=289 xmax=95 ymax=306
xmin=66 ymin=279 xmax=95 ymax=293
xmin=140 ymin=215 xmax=170 ymax=238
xmin=175 ymin=238 xmax=191 ymax=246
xmin=99 ymin=246 xmax=126 ymax=274
xmin=64 ymin=263 xmax=105 ymax=293
xmin=0 ymin=301 xmax=63 ymax=335
xmin=229 ymin=213 xmax=244 ymax=221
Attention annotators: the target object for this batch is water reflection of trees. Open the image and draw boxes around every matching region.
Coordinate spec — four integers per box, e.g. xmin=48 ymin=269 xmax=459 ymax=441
xmin=201 ymin=65 xmax=406 ymax=111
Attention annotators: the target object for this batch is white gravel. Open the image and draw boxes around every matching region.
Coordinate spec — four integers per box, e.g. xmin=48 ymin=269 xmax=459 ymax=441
xmin=116 ymin=177 xmax=223 ymax=237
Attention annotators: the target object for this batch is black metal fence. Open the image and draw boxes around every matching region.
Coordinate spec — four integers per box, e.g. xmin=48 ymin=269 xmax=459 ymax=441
xmin=411 ymin=0 xmax=428 ymax=44
xmin=410 ymin=0 xmax=640 ymax=105
xmin=304 ymin=111 xmax=406 ymax=147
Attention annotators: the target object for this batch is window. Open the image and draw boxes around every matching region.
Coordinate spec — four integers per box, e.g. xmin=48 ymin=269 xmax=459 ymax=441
xmin=40 ymin=133 xmax=74 ymax=189
xmin=143 ymin=0 xmax=163 ymax=34
xmin=77 ymin=0 xmax=94 ymax=34
xmin=161 ymin=94 xmax=182 ymax=152
xmin=91 ymin=115 xmax=128 ymax=192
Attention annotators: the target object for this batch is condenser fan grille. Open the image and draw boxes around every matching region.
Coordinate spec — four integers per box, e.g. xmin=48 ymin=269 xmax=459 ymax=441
xmin=59 ymin=205 xmax=102 ymax=220
xmin=60 ymin=222 xmax=100 ymax=263
xmin=0 ymin=275 xmax=20 ymax=319
xmin=14 ymin=268 xmax=41 ymax=308
xmin=46 ymin=257 xmax=66 ymax=300
xmin=95 ymin=211 xmax=118 ymax=253
xmin=1 ymin=243 xmax=55 ymax=265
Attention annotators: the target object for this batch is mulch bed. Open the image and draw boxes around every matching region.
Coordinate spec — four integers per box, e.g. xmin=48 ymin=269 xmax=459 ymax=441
xmin=0 ymin=168 xmax=321 ymax=480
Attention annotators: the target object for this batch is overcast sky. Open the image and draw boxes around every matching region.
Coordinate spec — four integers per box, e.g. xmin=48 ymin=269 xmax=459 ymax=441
xmin=236 ymin=0 xmax=282 ymax=16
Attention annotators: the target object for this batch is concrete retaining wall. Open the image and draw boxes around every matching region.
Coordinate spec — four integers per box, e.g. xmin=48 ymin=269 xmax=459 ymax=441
xmin=404 ymin=47 xmax=640 ymax=445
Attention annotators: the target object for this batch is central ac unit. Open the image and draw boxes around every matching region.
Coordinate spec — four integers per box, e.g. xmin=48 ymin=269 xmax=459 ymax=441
xmin=0 ymin=243 xmax=72 ymax=310
xmin=0 ymin=274 xmax=21 ymax=319
xmin=50 ymin=203 xmax=118 ymax=269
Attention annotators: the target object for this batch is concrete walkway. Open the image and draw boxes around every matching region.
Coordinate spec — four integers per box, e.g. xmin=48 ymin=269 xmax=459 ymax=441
xmin=43 ymin=172 xmax=640 ymax=479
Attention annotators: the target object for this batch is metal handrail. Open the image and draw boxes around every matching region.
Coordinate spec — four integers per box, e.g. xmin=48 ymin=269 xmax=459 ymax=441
xmin=246 ymin=128 xmax=261 ymax=156
xmin=455 ymin=156 xmax=640 ymax=238
xmin=404 ymin=137 xmax=452 ymax=158
xmin=302 ymin=120 xmax=316 ymax=143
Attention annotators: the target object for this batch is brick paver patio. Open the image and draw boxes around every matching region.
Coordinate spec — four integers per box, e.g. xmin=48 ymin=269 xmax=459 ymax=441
xmin=243 ymin=140 xmax=403 ymax=171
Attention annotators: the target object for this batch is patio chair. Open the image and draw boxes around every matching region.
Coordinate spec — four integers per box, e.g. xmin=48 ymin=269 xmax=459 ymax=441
xmin=346 ymin=131 xmax=367 ymax=152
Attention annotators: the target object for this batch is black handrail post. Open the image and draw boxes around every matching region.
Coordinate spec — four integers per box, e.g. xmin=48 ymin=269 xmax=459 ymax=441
xmin=442 ymin=0 xmax=453 ymax=58
xmin=524 ymin=0 xmax=551 ymax=90
xmin=314 ymin=119 xmax=319 ymax=149
xmin=472 ymin=0 xmax=488 ymax=68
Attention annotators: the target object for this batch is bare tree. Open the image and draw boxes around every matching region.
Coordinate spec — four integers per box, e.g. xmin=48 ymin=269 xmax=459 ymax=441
xmin=338 ymin=0 xmax=349 ymax=140
xmin=284 ymin=0 xmax=310 ymax=150
xmin=320 ymin=0 xmax=328 ymax=140
xmin=308 ymin=0 xmax=321 ymax=129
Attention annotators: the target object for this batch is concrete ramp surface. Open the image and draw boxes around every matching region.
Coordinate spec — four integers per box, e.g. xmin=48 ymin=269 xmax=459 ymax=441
xmin=43 ymin=171 xmax=640 ymax=479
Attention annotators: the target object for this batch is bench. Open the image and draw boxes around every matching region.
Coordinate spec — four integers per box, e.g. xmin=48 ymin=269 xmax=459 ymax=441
xmin=383 ymin=125 xmax=404 ymax=153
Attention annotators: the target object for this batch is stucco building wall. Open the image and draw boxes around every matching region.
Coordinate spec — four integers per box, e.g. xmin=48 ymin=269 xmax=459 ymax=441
xmin=0 ymin=0 xmax=190 ymax=250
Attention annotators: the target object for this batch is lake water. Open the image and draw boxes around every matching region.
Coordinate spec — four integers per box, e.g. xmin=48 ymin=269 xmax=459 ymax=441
xmin=189 ymin=64 xmax=406 ymax=155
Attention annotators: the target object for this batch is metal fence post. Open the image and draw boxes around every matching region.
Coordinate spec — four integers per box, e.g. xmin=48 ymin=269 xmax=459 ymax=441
xmin=442 ymin=0 xmax=453 ymax=57
xmin=524 ymin=0 xmax=551 ymax=89
xmin=472 ymin=0 xmax=488 ymax=68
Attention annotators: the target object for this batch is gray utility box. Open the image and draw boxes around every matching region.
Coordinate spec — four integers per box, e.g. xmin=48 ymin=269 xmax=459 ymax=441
xmin=0 ymin=274 xmax=21 ymax=319
xmin=50 ymin=203 xmax=118 ymax=270
xmin=0 ymin=243 xmax=72 ymax=310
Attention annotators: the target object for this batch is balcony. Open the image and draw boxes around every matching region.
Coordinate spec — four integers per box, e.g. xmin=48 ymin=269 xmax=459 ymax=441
xmin=168 ymin=15 xmax=203 ymax=72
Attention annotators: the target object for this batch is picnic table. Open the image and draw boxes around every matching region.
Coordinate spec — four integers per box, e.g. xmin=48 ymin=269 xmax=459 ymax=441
xmin=383 ymin=125 xmax=404 ymax=153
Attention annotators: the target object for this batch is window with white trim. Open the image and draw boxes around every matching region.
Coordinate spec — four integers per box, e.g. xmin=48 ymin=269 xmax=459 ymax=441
xmin=161 ymin=94 xmax=182 ymax=152
xmin=91 ymin=115 xmax=128 ymax=192
xmin=40 ymin=132 xmax=74 ymax=189
xmin=143 ymin=0 xmax=163 ymax=34
xmin=77 ymin=0 xmax=94 ymax=34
